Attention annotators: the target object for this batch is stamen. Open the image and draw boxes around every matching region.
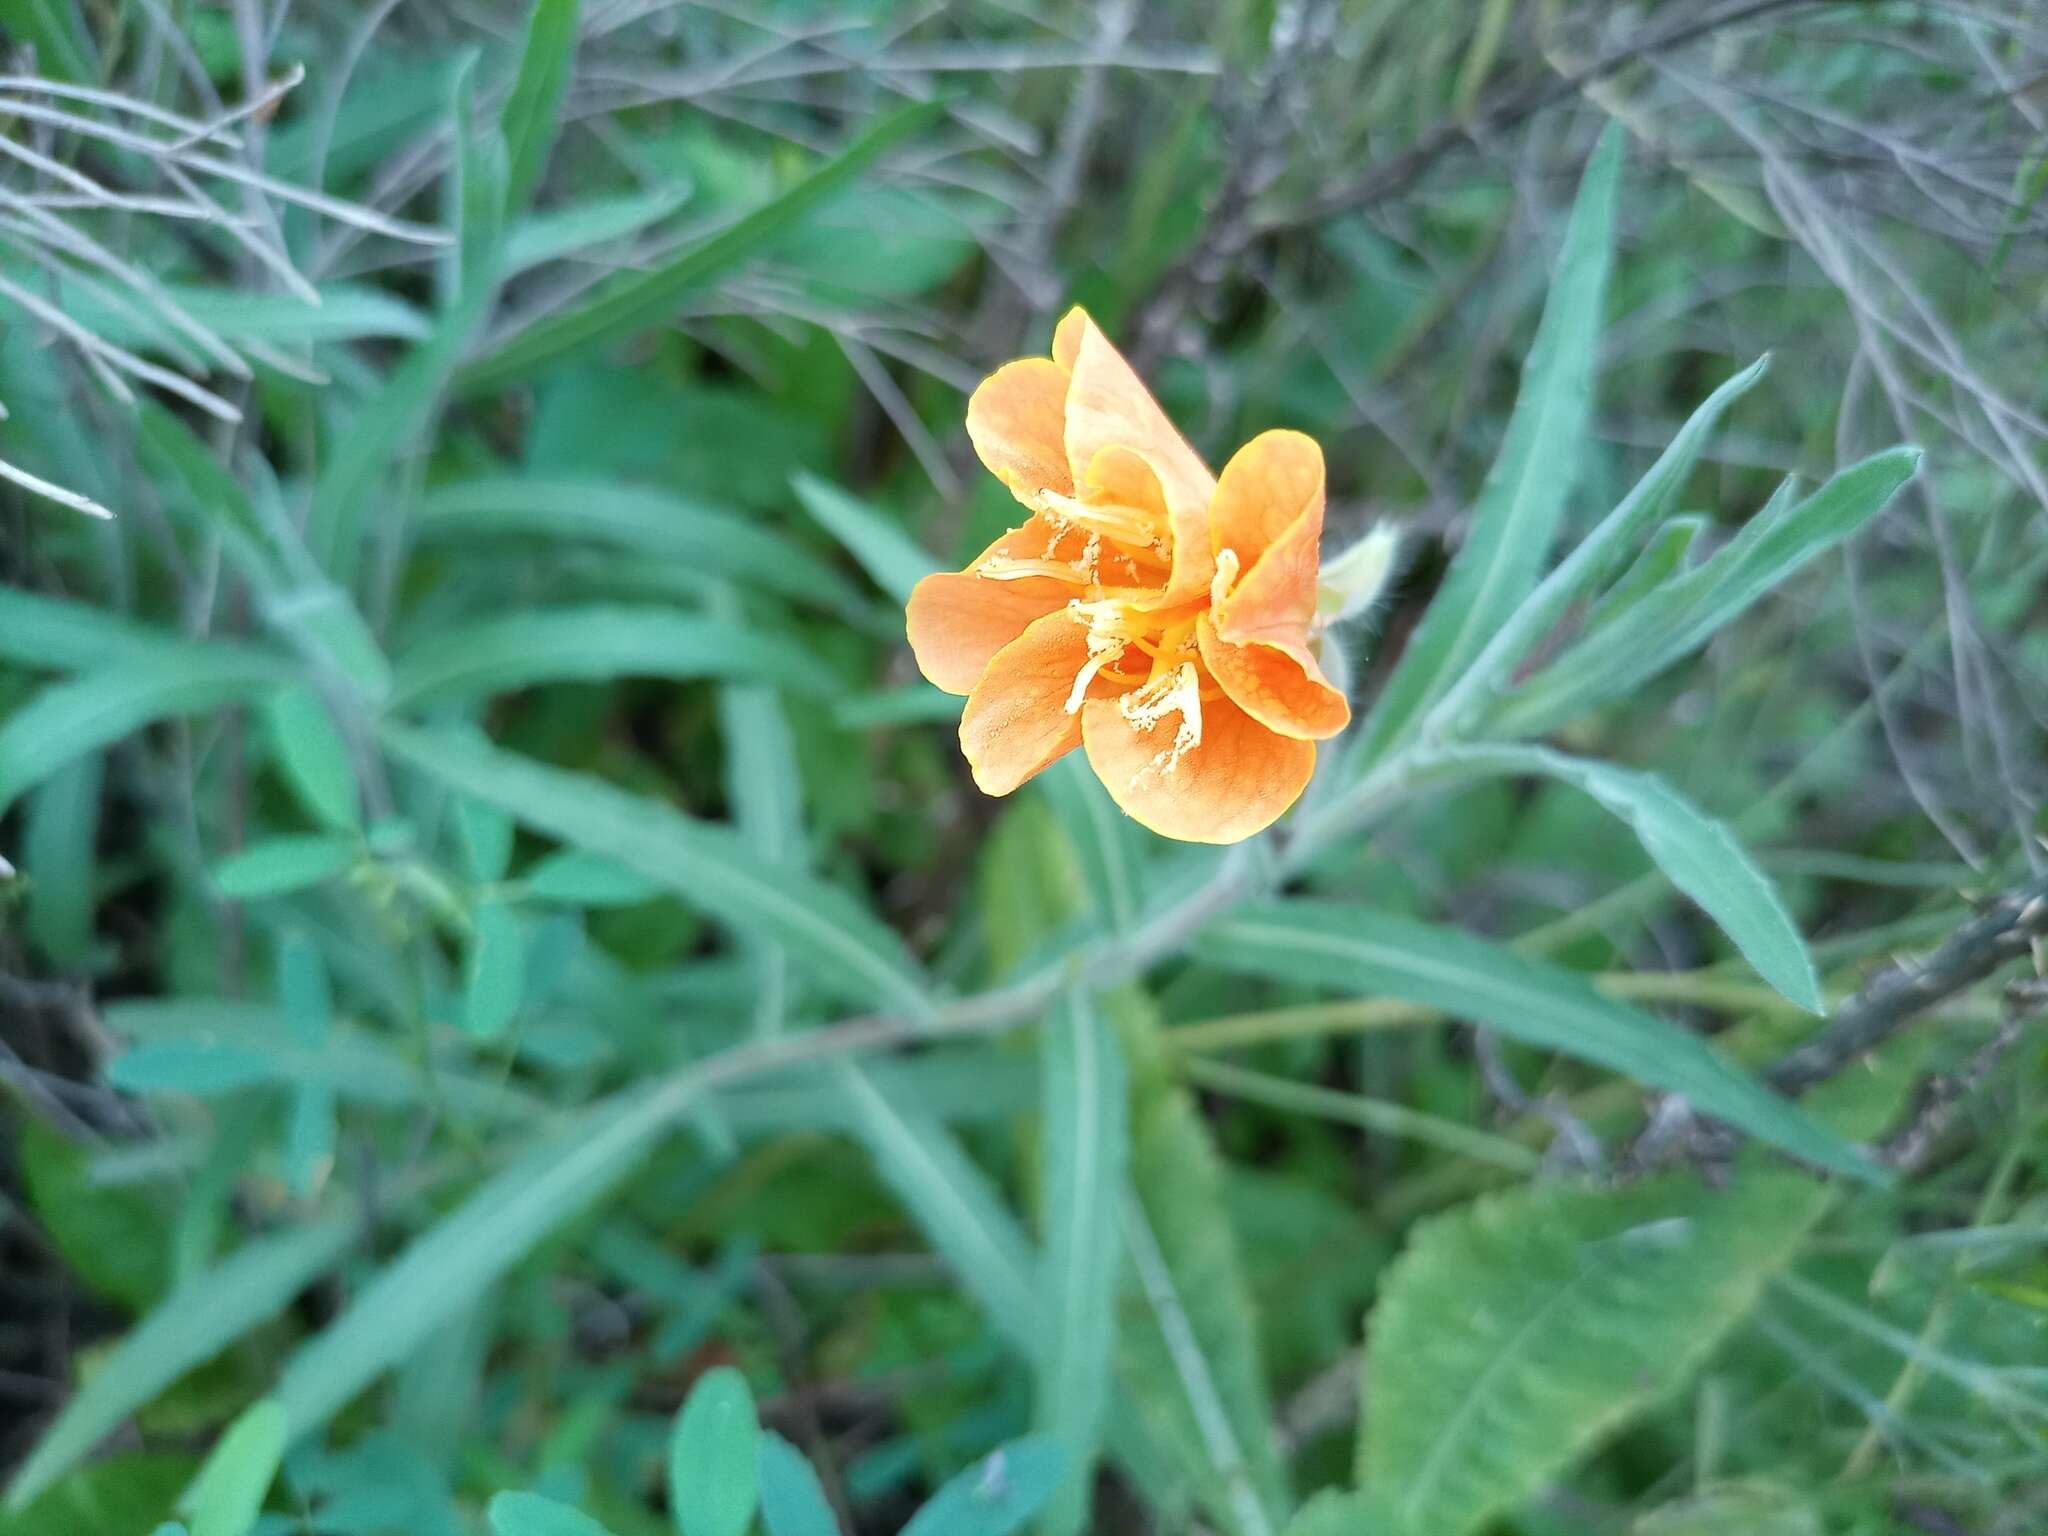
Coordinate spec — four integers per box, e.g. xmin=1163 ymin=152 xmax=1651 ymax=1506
xmin=1118 ymin=661 xmax=1204 ymax=778
xmin=976 ymin=555 xmax=1090 ymax=583
xmin=1209 ymin=546 xmax=1241 ymax=609
xmin=1041 ymin=489 xmax=1167 ymax=553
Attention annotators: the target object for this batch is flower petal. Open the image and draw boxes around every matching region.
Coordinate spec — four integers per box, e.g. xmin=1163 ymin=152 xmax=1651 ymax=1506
xmin=1198 ymin=616 xmax=1350 ymax=741
xmin=1056 ymin=308 xmax=1216 ymax=602
xmin=959 ymin=610 xmax=1106 ymax=795
xmin=966 ymin=357 xmax=1074 ymax=506
xmin=1080 ymin=687 xmax=1315 ymax=844
xmin=906 ymin=519 xmax=1081 ymax=695
xmin=1208 ymin=430 xmax=1325 ymax=647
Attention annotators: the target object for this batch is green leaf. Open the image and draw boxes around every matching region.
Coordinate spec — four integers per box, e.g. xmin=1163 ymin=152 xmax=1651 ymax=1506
xmin=0 ymin=587 xmax=240 ymax=673
xmin=107 ymin=1042 xmax=279 ymax=1096
xmin=490 ymin=1492 xmax=619 ymax=1536
xmin=0 ymin=654 xmax=290 ymax=817
xmin=899 ymin=1437 xmax=1067 ymax=1536
xmin=273 ymin=1079 xmax=696 ymax=1437
xmin=1631 ymin=1484 xmax=1822 ymax=1536
xmin=505 ymin=185 xmax=694 ymax=274
xmin=1421 ymin=356 xmax=1770 ymax=740
xmin=1357 ymin=125 xmax=1622 ymax=762
xmin=501 ymin=0 xmax=581 ymax=212
xmin=1204 ymin=902 xmax=1881 ymax=1181
xmin=383 ymin=725 xmax=930 ymax=1018
xmin=790 ymin=472 xmax=939 ymax=604
xmin=668 ymin=1367 xmax=760 ymax=1536
xmin=1419 ymin=744 xmax=1821 ymax=1011
xmin=211 ymin=834 xmax=358 ymax=900
xmin=0 ymin=1455 xmax=194 ymax=1536
xmin=22 ymin=754 xmax=101 ymax=964
xmin=1282 ymin=1491 xmax=1401 ymax=1536
xmin=412 ymin=476 xmax=868 ymax=615
xmin=265 ymin=687 xmax=361 ymax=832
xmin=16 ymin=1116 xmax=172 ymax=1314
xmin=832 ymin=1060 xmax=1039 ymax=1337
xmin=522 ymin=850 xmax=663 ymax=906
xmin=390 ymin=606 xmax=838 ymax=706
xmin=1501 ymin=446 xmax=1921 ymax=733
xmin=183 ymin=1399 xmax=285 ymax=1536
xmin=459 ymin=99 xmax=944 ymax=391
xmin=276 ymin=933 xmax=333 ymax=1046
xmin=456 ymin=795 xmax=516 ymax=883
xmin=1360 ymin=1171 xmax=1831 ymax=1536
xmin=755 ymin=1435 xmax=839 ymax=1536
xmin=464 ymin=899 xmax=527 ymax=1037
xmin=1034 ymin=986 xmax=1128 ymax=1536
xmin=1584 ymin=515 xmax=1708 ymax=629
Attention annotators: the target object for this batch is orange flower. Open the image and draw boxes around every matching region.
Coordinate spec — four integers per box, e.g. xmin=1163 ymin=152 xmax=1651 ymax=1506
xmin=906 ymin=307 xmax=1350 ymax=844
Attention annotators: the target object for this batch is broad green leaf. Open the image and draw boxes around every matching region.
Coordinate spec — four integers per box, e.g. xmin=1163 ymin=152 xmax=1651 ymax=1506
xmin=276 ymin=932 xmax=333 ymax=1045
xmin=273 ymin=1078 xmax=697 ymax=1436
xmin=16 ymin=1115 xmax=172 ymax=1313
xmin=0 ymin=654 xmax=290 ymax=817
xmin=791 ymin=472 xmax=938 ymax=604
xmin=832 ymin=1060 xmax=1039 ymax=1338
xmin=522 ymin=850 xmax=663 ymax=906
xmin=211 ymin=834 xmax=358 ymax=899
xmin=1419 ymin=744 xmax=1821 ymax=1011
xmin=183 ymin=1399 xmax=286 ymax=1536
xmin=1357 ymin=126 xmax=1622 ymax=762
xmin=755 ymin=1435 xmax=839 ymax=1536
xmin=1501 ymin=446 xmax=1921 ymax=733
xmin=899 ymin=1437 xmax=1067 ymax=1536
xmin=1421 ymin=355 xmax=1770 ymax=740
xmin=383 ymin=725 xmax=929 ymax=1018
xmin=1034 ymin=986 xmax=1128 ymax=1536
xmin=464 ymin=899 xmax=527 ymax=1037
xmin=390 ymin=606 xmax=838 ymax=706
xmin=107 ymin=1042 xmax=279 ymax=1096
xmin=501 ymin=0 xmax=581 ymax=213
xmin=0 ymin=1456 xmax=192 ymax=1536
xmin=1204 ymin=902 xmax=1880 ymax=1181
xmin=1632 ymin=1484 xmax=1822 ymax=1536
xmin=411 ymin=477 xmax=868 ymax=615
xmin=1361 ymin=1171 xmax=1831 ymax=1536
xmin=458 ymin=99 xmax=944 ymax=391
xmin=668 ymin=1367 xmax=760 ymax=1536
xmin=490 ymin=1492 xmax=619 ymax=1536
xmin=265 ymin=687 xmax=361 ymax=832
xmin=0 ymin=0 xmax=95 ymax=81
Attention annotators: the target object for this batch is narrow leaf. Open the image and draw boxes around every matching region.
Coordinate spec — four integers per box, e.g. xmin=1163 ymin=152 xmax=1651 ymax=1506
xmin=3 ymin=1219 xmax=358 ymax=1510
xmin=501 ymin=0 xmax=580 ymax=212
xmin=522 ymin=850 xmax=662 ymax=907
xmin=212 ymin=834 xmax=357 ymax=900
xmin=791 ymin=471 xmax=938 ymax=604
xmin=1035 ymin=986 xmax=1128 ymax=1536
xmin=1204 ymin=902 xmax=1881 ymax=1181
xmin=459 ymin=99 xmax=943 ymax=391
xmin=1421 ymin=744 xmax=1822 ymax=1010
xmin=183 ymin=1399 xmax=285 ymax=1536
xmin=464 ymin=899 xmax=527 ymax=1037
xmin=489 ymin=1492 xmax=618 ymax=1536
xmin=390 ymin=606 xmax=837 ymax=706
xmin=384 ymin=725 xmax=930 ymax=1018
xmin=1358 ymin=125 xmax=1622 ymax=761
xmin=107 ymin=1043 xmax=279 ymax=1097
xmin=265 ymin=687 xmax=361 ymax=832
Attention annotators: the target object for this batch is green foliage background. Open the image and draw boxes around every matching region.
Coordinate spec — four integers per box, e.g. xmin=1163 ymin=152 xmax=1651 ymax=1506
xmin=1 ymin=2 xmax=2045 ymax=1534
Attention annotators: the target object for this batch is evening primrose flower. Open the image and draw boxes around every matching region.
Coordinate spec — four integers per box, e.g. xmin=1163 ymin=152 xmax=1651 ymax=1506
xmin=905 ymin=307 xmax=1350 ymax=844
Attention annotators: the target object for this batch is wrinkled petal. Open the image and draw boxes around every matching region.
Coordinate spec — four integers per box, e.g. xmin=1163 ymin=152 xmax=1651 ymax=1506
xmin=1209 ymin=430 xmax=1325 ymax=647
xmin=906 ymin=519 xmax=1081 ymax=694
xmin=1057 ymin=308 xmax=1216 ymax=603
xmin=1081 ymin=687 xmax=1315 ymax=844
xmin=1198 ymin=616 xmax=1349 ymax=741
xmin=960 ymin=610 xmax=1110 ymax=795
xmin=966 ymin=357 xmax=1073 ymax=506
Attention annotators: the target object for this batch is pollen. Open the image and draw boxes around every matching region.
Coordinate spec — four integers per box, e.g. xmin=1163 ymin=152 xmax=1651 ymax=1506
xmin=1119 ymin=660 xmax=1204 ymax=777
